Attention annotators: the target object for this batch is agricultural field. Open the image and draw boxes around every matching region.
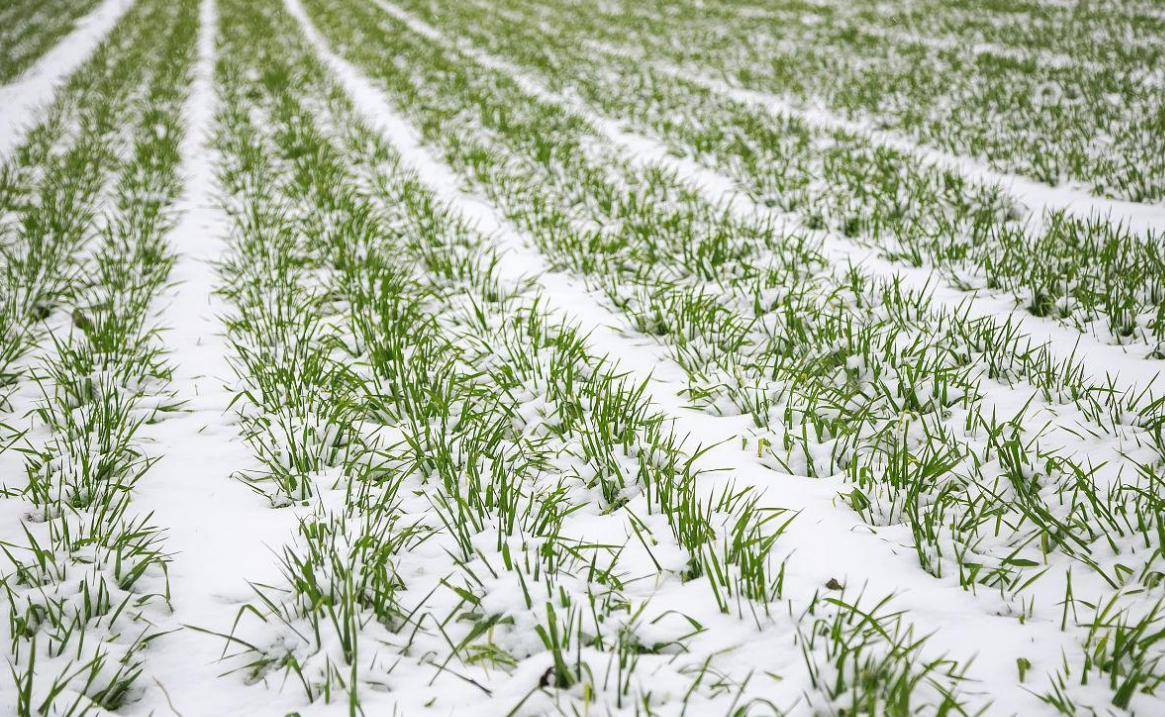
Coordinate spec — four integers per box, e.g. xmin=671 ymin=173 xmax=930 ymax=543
xmin=0 ymin=0 xmax=1163 ymax=714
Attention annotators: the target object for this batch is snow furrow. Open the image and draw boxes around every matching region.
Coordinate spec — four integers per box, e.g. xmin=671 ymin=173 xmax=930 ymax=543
xmin=284 ymin=1 xmax=1084 ymax=711
xmin=132 ymin=0 xmax=300 ymax=712
xmin=0 ymin=0 xmax=135 ymax=159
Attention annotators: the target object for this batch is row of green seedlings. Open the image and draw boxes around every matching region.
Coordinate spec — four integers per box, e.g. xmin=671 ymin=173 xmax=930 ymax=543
xmin=485 ymin=0 xmax=1165 ymax=201
xmin=0 ymin=0 xmax=175 ymax=413
xmin=390 ymin=0 xmax=1165 ymax=352
xmin=210 ymin=55 xmax=416 ymax=704
xmin=210 ymin=1 xmax=976 ymax=713
xmin=0 ymin=0 xmax=199 ymax=712
xmin=0 ymin=0 xmax=103 ymax=83
xmin=288 ymin=2 xmax=1165 ymax=711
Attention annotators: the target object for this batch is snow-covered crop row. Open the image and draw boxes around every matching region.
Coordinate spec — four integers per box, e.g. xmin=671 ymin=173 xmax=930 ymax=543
xmin=0 ymin=0 xmax=198 ymax=710
xmin=0 ymin=0 xmax=1162 ymax=715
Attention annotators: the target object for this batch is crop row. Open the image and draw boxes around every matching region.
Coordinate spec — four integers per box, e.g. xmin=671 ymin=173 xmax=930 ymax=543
xmin=0 ymin=0 xmax=199 ymax=712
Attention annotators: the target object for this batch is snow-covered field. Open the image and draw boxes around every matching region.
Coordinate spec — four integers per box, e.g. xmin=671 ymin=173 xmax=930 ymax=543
xmin=1 ymin=0 xmax=1164 ymax=714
